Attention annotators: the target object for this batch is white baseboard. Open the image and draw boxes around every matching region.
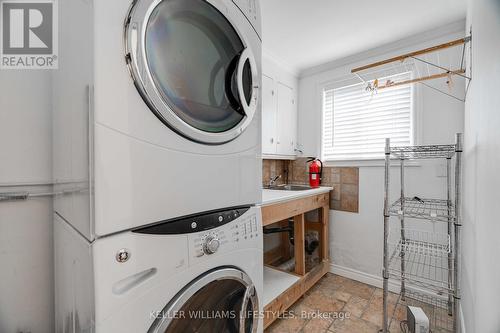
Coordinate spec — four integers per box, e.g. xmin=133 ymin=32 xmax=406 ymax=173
xmin=329 ymin=263 xmax=400 ymax=293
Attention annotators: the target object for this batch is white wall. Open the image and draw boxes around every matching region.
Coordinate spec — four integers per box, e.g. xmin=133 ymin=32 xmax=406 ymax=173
xmin=461 ymin=0 xmax=500 ymax=332
xmin=0 ymin=72 xmax=54 ymax=332
xmin=297 ymin=26 xmax=465 ymax=280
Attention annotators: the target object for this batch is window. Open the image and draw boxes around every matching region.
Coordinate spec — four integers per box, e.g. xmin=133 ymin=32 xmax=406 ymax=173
xmin=322 ymin=71 xmax=413 ymax=161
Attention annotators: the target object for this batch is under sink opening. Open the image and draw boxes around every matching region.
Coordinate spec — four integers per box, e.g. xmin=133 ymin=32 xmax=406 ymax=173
xmin=304 ymin=211 xmax=323 ymax=274
xmin=263 ymin=209 xmax=326 ymax=275
xmin=263 ymin=218 xmax=295 ymax=273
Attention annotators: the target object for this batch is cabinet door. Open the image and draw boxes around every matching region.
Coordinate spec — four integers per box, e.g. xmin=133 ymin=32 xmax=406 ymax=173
xmin=261 ymin=75 xmax=277 ymax=154
xmin=276 ymin=82 xmax=296 ymax=156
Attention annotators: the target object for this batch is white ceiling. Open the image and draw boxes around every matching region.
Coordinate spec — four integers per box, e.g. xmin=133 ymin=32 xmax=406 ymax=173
xmin=261 ymin=0 xmax=467 ymax=74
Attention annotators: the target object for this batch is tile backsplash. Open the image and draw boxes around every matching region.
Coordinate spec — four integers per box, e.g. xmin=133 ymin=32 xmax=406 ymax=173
xmin=262 ymin=159 xmax=289 ymax=186
xmin=262 ymin=158 xmax=359 ymax=213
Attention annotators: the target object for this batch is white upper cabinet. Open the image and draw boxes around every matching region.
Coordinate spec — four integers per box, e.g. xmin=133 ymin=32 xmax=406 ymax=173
xmin=261 ymin=54 xmax=298 ymax=157
xmin=262 ymin=75 xmax=277 ymax=154
xmin=276 ymin=82 xmax=296 ymax=156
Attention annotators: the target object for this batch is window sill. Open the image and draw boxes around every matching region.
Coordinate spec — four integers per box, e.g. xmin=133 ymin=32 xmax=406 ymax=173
xmin=323 ymin=159 xmax=421 ymax=168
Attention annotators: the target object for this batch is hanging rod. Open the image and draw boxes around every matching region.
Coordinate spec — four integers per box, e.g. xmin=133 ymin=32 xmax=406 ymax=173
xmin=375 ymin=69 xmax=465 ymax=90
xmin=409 ymin=56 xmax=471 ymax=80
xmin=351 ymin=36 xmax=471 ymax=73
xmin=0 ymin=187 xmax=87 ymax=202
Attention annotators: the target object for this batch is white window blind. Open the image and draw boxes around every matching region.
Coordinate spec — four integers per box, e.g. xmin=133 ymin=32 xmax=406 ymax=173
xmin=322 ymin=71 xmax=413 ymax=161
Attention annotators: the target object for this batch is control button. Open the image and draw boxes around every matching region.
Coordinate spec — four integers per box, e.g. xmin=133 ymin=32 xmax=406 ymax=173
xmin=203 ymin=235 xmax=220 ymax=255
xmin=191 ymin=222 xmax=197 ymax=229
xmin=218 ymin=215 xmax=224 ymax=222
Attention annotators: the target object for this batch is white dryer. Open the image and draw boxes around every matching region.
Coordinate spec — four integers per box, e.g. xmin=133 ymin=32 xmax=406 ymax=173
xmin=53 ymin=0 xmax=262 ymax=239
xmin=54 ymin=206 xmax=263 ymax=332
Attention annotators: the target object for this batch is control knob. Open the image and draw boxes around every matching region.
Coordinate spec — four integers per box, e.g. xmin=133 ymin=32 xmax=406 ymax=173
xmin=203 ymin=235 xmax=220 ymax=255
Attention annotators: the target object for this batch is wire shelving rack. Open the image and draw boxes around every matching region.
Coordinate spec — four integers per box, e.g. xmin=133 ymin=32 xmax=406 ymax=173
xmin=381 ymin=134 xmax=462 ymax=333
xmin=388 ymin=197 xmax=454 ymax=223
xmin=389 ymin=289 xmax=454 ymax=332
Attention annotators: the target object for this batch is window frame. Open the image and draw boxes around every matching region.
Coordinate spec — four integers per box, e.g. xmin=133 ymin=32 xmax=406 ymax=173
xmin=319 ymin=70 xmax=419 ymax=165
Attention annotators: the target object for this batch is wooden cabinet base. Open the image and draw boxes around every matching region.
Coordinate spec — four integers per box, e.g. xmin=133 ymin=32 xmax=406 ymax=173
xmin=262 ymin=191 xmax=331 ymax=330
xmin=263 ymin=260 xmax=330 ymax=329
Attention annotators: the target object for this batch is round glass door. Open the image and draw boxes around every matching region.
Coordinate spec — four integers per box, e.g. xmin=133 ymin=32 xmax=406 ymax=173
xmin=125 ymin=0 xmax=259 ymax=144
xmin=148 ymin=268 xmax=259 ymax=333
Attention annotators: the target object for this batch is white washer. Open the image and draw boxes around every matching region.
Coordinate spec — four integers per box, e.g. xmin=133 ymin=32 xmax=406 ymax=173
xmin=53 ymin=0 xmax=262 ymax=239
xmin=54 ymin=206 xmax=263 ymax=333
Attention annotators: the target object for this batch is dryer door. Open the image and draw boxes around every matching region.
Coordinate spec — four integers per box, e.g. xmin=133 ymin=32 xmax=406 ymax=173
xmin=148 ymin=267 xmax=259 ymax=333
xmin=125 ymin=0 xmax=259 ymax=144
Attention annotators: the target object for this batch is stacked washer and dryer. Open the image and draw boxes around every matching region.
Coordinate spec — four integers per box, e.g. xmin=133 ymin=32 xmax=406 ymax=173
xmin=53 ymin=0 xmax=263 ymax=331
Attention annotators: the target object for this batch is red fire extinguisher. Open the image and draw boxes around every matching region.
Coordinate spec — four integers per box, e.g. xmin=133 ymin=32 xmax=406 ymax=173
xmin=307 ymin=158 xmax=323 ymax=188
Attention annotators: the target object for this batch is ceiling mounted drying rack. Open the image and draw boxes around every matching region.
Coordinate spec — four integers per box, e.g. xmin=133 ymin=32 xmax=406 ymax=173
xmin=351 ymin=34 xmax=472 ymax=102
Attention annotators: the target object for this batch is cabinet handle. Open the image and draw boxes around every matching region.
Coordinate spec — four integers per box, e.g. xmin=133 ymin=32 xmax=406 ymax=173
xmin=270 ymin=138 xmax=274 ymax=144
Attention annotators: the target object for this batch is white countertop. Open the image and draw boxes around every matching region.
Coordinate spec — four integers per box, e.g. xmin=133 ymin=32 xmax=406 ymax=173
xmin=261 ymin=186 xmax=332 ymax=206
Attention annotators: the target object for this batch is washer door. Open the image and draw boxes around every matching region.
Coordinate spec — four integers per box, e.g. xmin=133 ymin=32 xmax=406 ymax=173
xmin=125 ymin=0 xmax=259 ymax=144
xmin=148 ymin=267 xmax=259 ymax=333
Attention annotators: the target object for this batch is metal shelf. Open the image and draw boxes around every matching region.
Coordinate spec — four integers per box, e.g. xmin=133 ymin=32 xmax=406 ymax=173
xmin=390 ymin=144 xmax=456 ymax=160
xmin=389 ymin=197 xmax=455 ymax=223
xmin=382 ymin=134 xmax=462 ymax=333
xmin=388 ymin=288 xmax=454 ymax=332
xmin=388 ymin=240 xmax=453 ymax=294
xmin=389 ymin=229 xmax=451 ymax=257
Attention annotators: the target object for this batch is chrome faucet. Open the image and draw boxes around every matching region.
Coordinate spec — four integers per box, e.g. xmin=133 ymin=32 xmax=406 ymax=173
xmin=269 ymin=174 xmax=282 ymax=187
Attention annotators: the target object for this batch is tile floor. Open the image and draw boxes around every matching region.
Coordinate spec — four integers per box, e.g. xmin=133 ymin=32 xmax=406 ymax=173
xmin=264 ymin=273 xmax=449 ymax=333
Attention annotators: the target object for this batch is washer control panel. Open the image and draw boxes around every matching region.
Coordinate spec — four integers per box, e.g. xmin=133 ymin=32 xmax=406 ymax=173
xmin=188 ymin=208 xmax=261 ymax=264
xmin=229 ymin=213 xmax=259 ymax=243
xmin=133 ymin=207 xmax=250 ymax=235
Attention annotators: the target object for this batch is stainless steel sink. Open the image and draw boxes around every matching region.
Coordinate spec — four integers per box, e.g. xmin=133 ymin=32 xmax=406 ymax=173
xmin=264 ymin=184 xmax=312 ymax=191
